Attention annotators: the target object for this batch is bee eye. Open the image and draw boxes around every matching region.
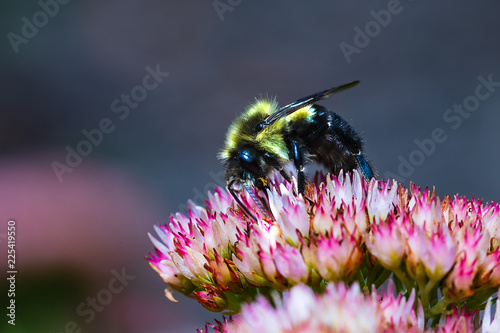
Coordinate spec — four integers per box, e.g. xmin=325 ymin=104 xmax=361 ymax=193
xmin=238 ymin=149 xmax=254 ymax=163
xmin=255 ymin=122 xmax=265 ymax=131
xmin=237 ymin=148 xmax=260 ymax=175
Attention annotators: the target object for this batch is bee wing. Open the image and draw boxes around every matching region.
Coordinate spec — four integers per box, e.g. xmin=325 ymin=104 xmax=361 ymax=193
xmin=262 ymin=80 xmax=360 ymax=127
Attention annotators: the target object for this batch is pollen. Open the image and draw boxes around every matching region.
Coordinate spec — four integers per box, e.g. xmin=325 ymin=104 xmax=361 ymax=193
xmin=258 ymin=177 xmax=268 ymax=187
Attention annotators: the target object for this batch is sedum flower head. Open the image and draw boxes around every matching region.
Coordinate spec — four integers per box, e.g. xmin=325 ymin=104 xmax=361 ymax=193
xmin=200 ymin=284 xmax=500 ymax=333
xmin=147 ymin=171 xmax=500 ymax=328
xmin=217 ymin=283 xmax=422 ymax=333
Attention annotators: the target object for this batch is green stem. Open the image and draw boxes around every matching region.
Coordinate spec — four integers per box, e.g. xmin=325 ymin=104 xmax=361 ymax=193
xmin=373 ymin=269 xmax=392 ymax=289
xmin=463 ymin=287 xmax=498 ymax=311
xmin=356 ymin=270 xmax=366 ymax=290
xmin=426 ymin=296 xmax=452 ymax=318
xmin=393 ymin=273 xmax=405 ymax=294
xmin=365 ymin=264 xmax=380 ymax=286
xmin=392 ymin=267 xmax=414 ymax=293
xmin=225 ymin=288 xmax=259 ymax=313
xmin=419 ymin=280 xmax=437 ymax=311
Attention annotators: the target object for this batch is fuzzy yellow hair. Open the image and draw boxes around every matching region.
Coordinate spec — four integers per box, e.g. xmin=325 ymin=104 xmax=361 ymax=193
xmin=219 ymin=99 xmax=289 ymax=162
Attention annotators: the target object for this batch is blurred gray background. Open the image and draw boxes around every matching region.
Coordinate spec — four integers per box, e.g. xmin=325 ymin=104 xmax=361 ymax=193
xmin=1 ymin=1 xmax=499 ymax=332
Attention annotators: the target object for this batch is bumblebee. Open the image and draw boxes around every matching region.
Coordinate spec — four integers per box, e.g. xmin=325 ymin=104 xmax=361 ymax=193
xmin=219 ymin=81 xmax=374 ymax=221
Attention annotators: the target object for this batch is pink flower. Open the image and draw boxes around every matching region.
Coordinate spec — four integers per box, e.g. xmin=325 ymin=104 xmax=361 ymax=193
xmin=303 ymin=231 xmax=362 ymax=283
xmin=204 ymin=249 xmax=243 ymax=292
xmin=442 ymin=253 xmax=476 ymax=301
xmin=366 ymin=177 xmax=398 ymax=223
xmin=147 ymin=170 xmax=500 ymax=325
xmin=218 ymin=283 xmax=423 ymax=333
xmin=268 ymin=182 xmax=309 ymax=245
xmin=408 ymin=186 xmax=444 ymax=231
xmin=365 ymin=215 xmax=405 ymax=270
xmin=405 ymin=223 xmax=457 ymax=283
xmin=203 ymin=284 xmax=500 ymax=333
xmin=477 ymin=249 xmax=500 ymax=288
xmin=482 ymin=202 xmax=500 ymax=241
xmin=434 ymin=307 xmax=475 ymax=333
xmin=378 ymin=281 xmax=424 ymax=330
xmin=482 ymin=291 xmax=500 ymax=333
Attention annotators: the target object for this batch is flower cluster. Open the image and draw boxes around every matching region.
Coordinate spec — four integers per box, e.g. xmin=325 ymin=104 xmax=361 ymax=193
xmin=147 ymin=171 xmax=500 ymax=326
xmin=200 ymin=283 xmax=500 ymax=333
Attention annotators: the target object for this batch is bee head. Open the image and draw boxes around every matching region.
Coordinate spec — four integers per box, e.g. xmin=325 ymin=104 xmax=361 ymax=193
xmin=219 ymin=98 xmax=286 ymax=186
xmin=222 ymin=145 xmax=266 ymax=187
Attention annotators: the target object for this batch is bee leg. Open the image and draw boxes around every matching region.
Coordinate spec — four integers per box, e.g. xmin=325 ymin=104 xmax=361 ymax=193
xmin=279 ymin=169 xmax=292 ymax=183
xmin=354 ymin=154 xmax=374 ymax=181
xmin=327 ymin=121 xmax=375 ymax=181
xmin=263 ymin=152 xmax=292 ymax=184
xmin=280 ymin=167 xmax=298 ymax=196
xmin=291 ymin=140 xmax=306 ymax=195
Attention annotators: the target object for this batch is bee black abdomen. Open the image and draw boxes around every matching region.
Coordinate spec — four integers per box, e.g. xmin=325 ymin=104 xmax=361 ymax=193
xmin=302 ymin=105 xmax=373 ymax=180
xmin=311 ymin=140 xmax=359 ymax=176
